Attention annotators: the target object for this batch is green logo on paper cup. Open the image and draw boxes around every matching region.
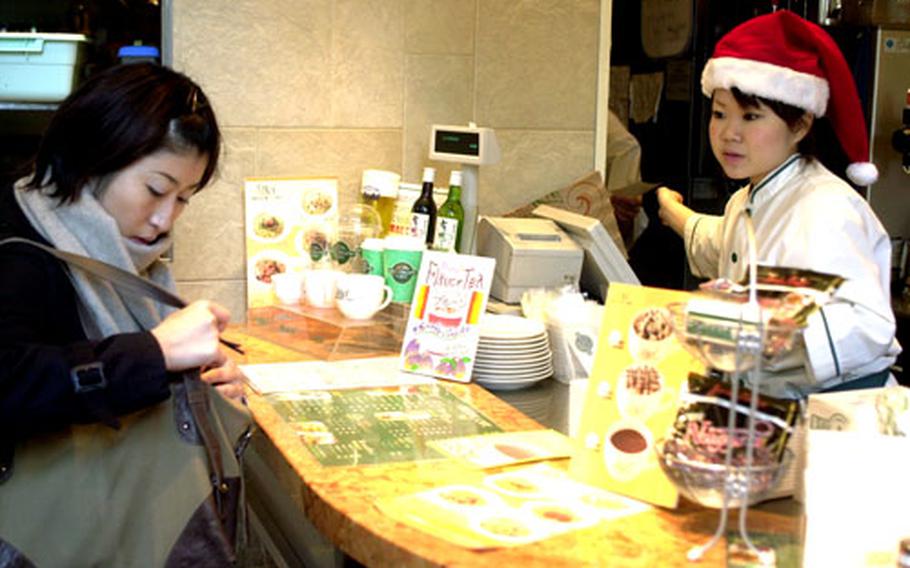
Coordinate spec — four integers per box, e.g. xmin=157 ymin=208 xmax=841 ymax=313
xmin=390 ymin=261 xmax=416 ymax=284
xmin=574 ymin=332 xmax=594 ymax=355
xmin=330 ymin=241 xmax=355 ymax=264
xmin=309 ymin=242 xmax=326 ymax=262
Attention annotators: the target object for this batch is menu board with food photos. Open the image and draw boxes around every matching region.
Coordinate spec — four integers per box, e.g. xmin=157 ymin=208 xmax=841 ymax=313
xmin=375 ymin=463 xmax=649 ymax=549
xmin=400 ymin=251 xmax=495 ymax=383
xmin=571 ymin=283 xmax=704 ymax=509
xmin=244 ymin=177 xmax=338 ymax=308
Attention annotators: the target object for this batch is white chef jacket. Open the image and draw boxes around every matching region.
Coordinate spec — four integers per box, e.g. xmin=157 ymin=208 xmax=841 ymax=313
xmin=684 ymin=155 xmax=901 ymax=397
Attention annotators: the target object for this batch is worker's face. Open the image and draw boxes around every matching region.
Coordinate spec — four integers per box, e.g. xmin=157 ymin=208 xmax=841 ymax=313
xmin=98 ymin=149 xmax=208 ymax=246
xmin=709 ymin=89 xmax=810 ymax=185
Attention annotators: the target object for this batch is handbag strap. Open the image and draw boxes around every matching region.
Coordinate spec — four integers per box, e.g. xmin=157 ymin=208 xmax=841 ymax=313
xmin=0 ymin=237 xmax=243 ymax=353
xmin=0 ymin=236 xmax=230 ymax=500
xmin=0 ymin=236 xmax=187 ymax=308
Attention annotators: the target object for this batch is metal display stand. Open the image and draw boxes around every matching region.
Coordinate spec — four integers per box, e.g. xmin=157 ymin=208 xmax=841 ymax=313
xmin=666 ymin=211 xmax=791 ymax=564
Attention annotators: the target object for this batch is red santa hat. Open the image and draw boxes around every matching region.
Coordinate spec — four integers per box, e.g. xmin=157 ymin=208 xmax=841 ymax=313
xmin=701 ymin=10 xmax=878 ymax=186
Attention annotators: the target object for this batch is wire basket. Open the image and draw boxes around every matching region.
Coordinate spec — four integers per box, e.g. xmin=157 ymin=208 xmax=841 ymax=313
xmin=656 ymin=438 xmax=791 ymax=509
xmin=666 ymin=302 xmax=799 ymax=373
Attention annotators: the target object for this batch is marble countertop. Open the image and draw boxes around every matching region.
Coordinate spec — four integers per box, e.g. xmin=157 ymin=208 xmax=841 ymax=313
xmin=226 ymin=326 xmax=802 ymax=567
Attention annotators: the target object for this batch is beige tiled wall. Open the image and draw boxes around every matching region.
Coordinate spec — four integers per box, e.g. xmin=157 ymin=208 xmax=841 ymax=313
xmin=169 ymin=0 xmax=601 ymax=318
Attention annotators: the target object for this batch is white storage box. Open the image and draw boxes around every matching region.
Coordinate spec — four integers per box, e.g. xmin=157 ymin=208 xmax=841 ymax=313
xmin=0 ymin=32 xmax=88 ymax=103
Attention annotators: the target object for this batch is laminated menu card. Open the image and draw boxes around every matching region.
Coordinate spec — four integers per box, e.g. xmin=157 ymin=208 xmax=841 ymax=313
xmin=244 ymin=177 xmax=338 ymax=308
xmin=571 ymin=283 xmax=704 ymax=508
xmin=264 ymin=383 xmax=501 ymax=466
xmin=428 ymin=429 xmax=574 ymax=469
xmin=400 ymin=251 xmax=495 ymax=383
xmin=240 ymin=356 xmax=433 ymax=394
xmin=375 ymin=463 xmax=650 ymax=549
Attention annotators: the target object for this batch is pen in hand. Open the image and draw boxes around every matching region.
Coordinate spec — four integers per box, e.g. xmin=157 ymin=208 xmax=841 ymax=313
xmin=220 ymin=337 xmax=244 ymax=355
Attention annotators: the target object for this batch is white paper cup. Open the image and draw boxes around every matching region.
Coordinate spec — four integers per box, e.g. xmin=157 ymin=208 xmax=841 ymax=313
xmin=303 ymin=269 xmax=342 ymax=308
xmin=271 ymin=272 xmax=304 ymax=305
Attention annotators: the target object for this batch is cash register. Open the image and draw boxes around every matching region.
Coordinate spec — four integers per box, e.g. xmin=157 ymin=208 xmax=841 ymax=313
xmin=476 ymin=207 xmax=639 ymax=303
xmin=476 ymin=216 xmax=584 ymax=303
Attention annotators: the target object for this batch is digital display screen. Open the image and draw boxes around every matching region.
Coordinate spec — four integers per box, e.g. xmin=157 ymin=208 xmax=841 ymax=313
xmin=434 ymin=130 xmax=480 ymax=157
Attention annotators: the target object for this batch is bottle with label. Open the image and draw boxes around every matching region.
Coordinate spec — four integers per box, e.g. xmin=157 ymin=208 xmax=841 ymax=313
xmin=389 ymin=183 xmax=420 ymax=236
xmin=360 ymin=169 xmax=399 ymax=237
xmin=434 ymin=170 xmax=464 ymax=252
xmin=410 ymin=167 xmax=437 ymax=245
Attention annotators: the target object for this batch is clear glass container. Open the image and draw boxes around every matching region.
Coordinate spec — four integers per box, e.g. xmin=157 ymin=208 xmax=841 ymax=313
xmin=655 ymin=438 xmax=791 ymax=509
xmin=332 ymin=204 xmax=382 ymax=273
xmin=666 ymin=301 xmax=800 ymax=373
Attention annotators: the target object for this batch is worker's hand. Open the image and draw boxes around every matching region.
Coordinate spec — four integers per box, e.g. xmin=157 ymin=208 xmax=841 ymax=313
xmin=655 ymin=186 xmax=692 ymax=237
xmin=656 ymin=186 xmax=683 ymax=206
xmin=657 ymin=187 xmax=684 ymax=224
xmin=201 ymin=353 xmax=246 ymax=400
xmin=151 ymin=300 xmax=231 ymax=371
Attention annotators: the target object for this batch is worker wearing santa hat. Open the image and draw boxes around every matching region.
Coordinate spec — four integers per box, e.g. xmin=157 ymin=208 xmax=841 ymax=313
xmin=657 ymin=9 xmax=900 ymax=397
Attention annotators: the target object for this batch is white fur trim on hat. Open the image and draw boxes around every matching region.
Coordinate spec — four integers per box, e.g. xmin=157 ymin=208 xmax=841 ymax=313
xmin=846 ymin=162 xmax=879 ymax=186
xmin=702 ymin=57 xmax=829 ymax=116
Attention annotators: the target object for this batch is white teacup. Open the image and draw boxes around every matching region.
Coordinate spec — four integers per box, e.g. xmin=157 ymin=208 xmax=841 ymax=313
xmin=304 ymin=269 xmax=342 ymax=308
xmin=271 ymin=272 xmax=304 ymax=305
xmin=335 ymin=273 xmax=393 ymax=320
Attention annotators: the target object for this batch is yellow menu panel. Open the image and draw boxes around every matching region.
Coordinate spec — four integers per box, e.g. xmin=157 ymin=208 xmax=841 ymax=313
xmin=244 ymin=177 xmax=338 ymax=308
xmin=571 ymin=283 xmax=703 ymax=509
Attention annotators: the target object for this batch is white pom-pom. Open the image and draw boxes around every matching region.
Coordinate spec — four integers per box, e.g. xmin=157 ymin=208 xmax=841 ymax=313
xmin=846 ymin=162 xmax=878 ymax=186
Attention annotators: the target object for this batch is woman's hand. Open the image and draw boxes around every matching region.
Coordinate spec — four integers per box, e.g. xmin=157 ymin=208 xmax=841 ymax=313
xmin=656 ymin=186 xmax=692 ymax=237
xmin=151 ymin=300 xmax=231 ymax=371
xmin=201 ymin=353 xmax=246 ymax=400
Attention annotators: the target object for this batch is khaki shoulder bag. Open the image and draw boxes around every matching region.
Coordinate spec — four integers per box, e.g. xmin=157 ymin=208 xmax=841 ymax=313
xmin=0 ymin=238 xmax=253 ymax=568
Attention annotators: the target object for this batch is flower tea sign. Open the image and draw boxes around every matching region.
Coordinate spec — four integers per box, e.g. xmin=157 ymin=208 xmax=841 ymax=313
xmin=400 ymin=251 xmax=495 ymax=383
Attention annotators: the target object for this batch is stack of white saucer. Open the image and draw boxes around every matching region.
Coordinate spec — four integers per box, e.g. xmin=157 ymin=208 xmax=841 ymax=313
xmin=473 ymin=314 xmax=553 ymax=391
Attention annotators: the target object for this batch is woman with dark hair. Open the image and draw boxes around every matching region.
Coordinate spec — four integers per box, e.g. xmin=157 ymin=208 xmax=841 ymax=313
xmin=0 ymin=63 xmax=245 ymax=565
xmin=26 ymin=62 xmax=221 ymax=202
xmin=657 ymin=11 xmax=900 ymax=397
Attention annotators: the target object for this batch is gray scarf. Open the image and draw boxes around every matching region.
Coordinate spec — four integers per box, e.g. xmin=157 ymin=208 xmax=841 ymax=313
xmin=14 ymin=178 xmax=177 ymax=339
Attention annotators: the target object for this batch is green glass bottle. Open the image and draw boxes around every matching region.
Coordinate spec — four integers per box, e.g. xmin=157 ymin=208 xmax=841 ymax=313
xmin=434 ymin=170 xmax=464 ymax=252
